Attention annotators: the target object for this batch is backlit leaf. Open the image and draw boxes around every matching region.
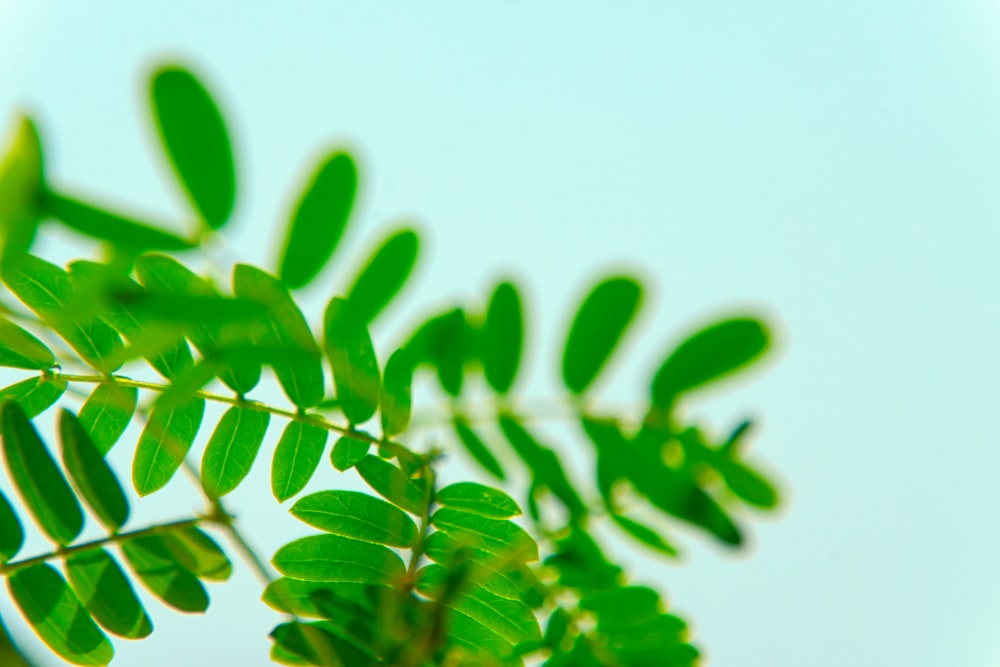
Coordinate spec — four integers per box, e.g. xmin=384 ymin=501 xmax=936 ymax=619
xmin=324 ymin=298 xmax=380 ymax=425
xmin=162 ymin=525 xmax=232 ymax=581
xmin=0 ymin=317 xmax=54 ymax=370
xmin=330 ymin=436 xmax=369 ymax=472
xmin=273 ymin=534 xmax=405 ymax=585
xmin=437 ymin=482 xmax=521 ymax=519
xmin=430 ymin=508 xmax=538 ymax=562
xmin=65 ymin=548 xmax=152 ymax=639
xmin=0 ymin=115 xmax=43 ymax=262
xmin=132 ymin=396 xmax=205 ymax=496
xmin=0 ymin=375 xmax=67 ymax=418
xmin=201 ymin=406 xmax=270 ymax=498
xmin=78 ymin=382 xmax=137 ymax=455
xmin=291 ymin=490 xmax=417 ymax=548
xmin=345 ymin=228 xmax=419 ymax=323
xmin=717 ymin=459 xmax=779 ymax=509
xmin=121 ymin=534 xmax=208 ymax=613
xmin=482 ymin=281 xmax=522 ymax=395
xmin=0 ymin=489 xmax=23 ymax=563
xmin=379 ymin=348 xmax=413 ymax=438
xmin=354 ymin=455 xmax=424 ymax=515
xmin=58 ymin=409 xmax=129 ymax=532
xmin=272 ymin=421 xmax=329 ymax=502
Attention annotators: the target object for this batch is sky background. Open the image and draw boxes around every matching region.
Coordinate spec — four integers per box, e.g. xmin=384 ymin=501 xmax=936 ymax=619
xmin=2 ymin=1 xmax=1000 ymax=665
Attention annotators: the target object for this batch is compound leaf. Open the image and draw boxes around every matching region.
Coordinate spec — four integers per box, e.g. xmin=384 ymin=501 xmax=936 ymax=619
xmin=354 ymin=455 xmax=424 ymax=515
xmin=0 ymin=376 xmax=67 ymax=419
xmin=324 ymin=298 xmax=380 ymax=425
xmin=121 ymin=534 xmax=208 ymax=613
xmin=330 ymin=436 xmax=369 ymax=472
xmin=452 ymin=417 xmax=504 ymax=481
xmin=437 ymin=482 xmax=521 ymax=520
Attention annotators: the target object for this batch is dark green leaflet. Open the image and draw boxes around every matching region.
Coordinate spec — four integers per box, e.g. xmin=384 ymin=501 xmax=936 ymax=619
xmin=64 ymin=548 xmax=153 ymax=639
xmin=0 ymin=489 xmax=23 ymax=563
xmin=0 ymin=317 xmax=54 ymax=369
xmin=58 ymin=409 xmax=129 ymax=532
xmin=7 ymin=563 xmax=114 ymax=666
xmin=609 ymin=513 xmax=678 ymax=557
xmin=651 ymin=316 xmax=770 ymax=407
xmin=272 ymin=534 xmax=405 ymax=585
xmin=330 ymin=436 xmax=369 ymax=472
xmin=345 ymin=227 xmax=419 ymax=323
xmin=482 ymin=281 xmax=523 ymax=395
xmin=272 ymin=421 xmax=329 ymax=502
xmin=437 ymin=482 xmax=521 ymax=519
xmin=0 ymin=375 xmax=67 ymax=418
xmin=42 ymin=190 xmax=194 ymax=251
xmin=0 ymin=115 xmax=43 ymax=263
xmin=354 ymin=455 xmax=424 ymax=515
xmin=278 ymin=152 xmax=357 ymax=289
xmin=78 ymin=382 xmax=137 ymax=455
xmin=430 ymin=508 xmax=539 ymax=562
xmin=324 ymin=298 xmax=380 ymax=425
xmin=2 ymin=254 xmax=123 ymax=372
xmin=120 ymin=534 xmax=209 ymax=613
xmin=161 ymin=526 xmax=232 ymax=581
xmin=201 ymin=406 xmax=270 ymax=498
xmin=132 ymin=396 xmax=205 ymax=496
xmin=405 ymin=308 xmax=473 ymax=397
xmin=562 ymin=276 xmax=642 ymax=394
xmin=1 ymin=401 xmax=82 ymax=545
xmin=452 ymin=417 xmax=505 ymax=481
xmin=716 ymin=459 xmax=779 ymax=509
xmin=270 ymin=621 xmax=378 ymax=667
xmin=379 ymin=348 xmax=413 ymax=438
xmin=291 ymin=490 xmax=418 ymax=548
xmin=113 ymin=291 xmax=268 ymax=325
xmin=233 ymin=264 xmax=325 ymax=409
xmin=262 ymin=578 xmax=378 ymax=619
xmin=149 ymin=65 xmax=235 ymax=229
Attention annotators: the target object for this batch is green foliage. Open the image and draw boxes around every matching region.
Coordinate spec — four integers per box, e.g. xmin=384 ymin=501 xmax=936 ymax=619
xmin=0 ymin=62 xmax=781 ymax=667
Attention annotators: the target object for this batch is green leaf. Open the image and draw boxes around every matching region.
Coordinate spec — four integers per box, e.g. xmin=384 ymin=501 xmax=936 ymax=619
xmin=379 ymin=348 xmax=413 ymax=438
xmin=78 ymin=382 xmax=137 ymax=455
xmin=278 ymin=152 xmax=357 ymax=289
xmin=0 ymin=613 xmax=33 ymax=667
xmin=270 ymin=621 xmax=377 ymax=667
xmin=330 ymin=436 xmax=369 ymax=472
xmin=430 ymin=508 xmax=538 ymax=562
xmin=149 ymin=65 xmax=235 ymax=229
xmin=324 ymin=298 xmax=381 ymax=425
xmin=201 ymin=406 xmax=270 ymax=498
xmin=272 ymin=421 xmax=329 ymax=502
xmin=562 ymin=276 xmax=642 ymax=394
xmin=42 ymin=191 xmax=194 ymax=251
xmin=272 ymin=534 xmax=405 ymax=585
xmin=65 ymin=548 xmax=152 ymax=639
xmin=161 ymin=525 xmax=232 ymax=581
xmin=437 ymin=482 xmax=521 ymax=519
xmin=233 ymin=264 xmax=325 ymax=409
xmin=0 ymin=317 xmax=54 ymax=370
xmin=0 ymin=489 xmax=23 ymax=563
xmin=345 ymin=228 xmax=419 ymax=323
xmin=7 ymin=563 xmax=114 ymax=666
xmin=262 ymin=578 xmax=378 ymax=619
xmin=132 ymin=396 xmax=205 ymax=496
xmin=609 ymin=513 xmax=678 ymax=557
xmin=482 ymin=281 xmax=523 ymax=394
xmin=354 ymin=455 xmax=424 ymax=515
xmin=2 ymin=254 xmax=123 ymax=372
xmin=112 ymin=290 xmax=267 ymax=325
xmin=651 ymin=317 xmax=771 ymax=407
xmin=0 ymin=115 xmax=44 ymax=262
xmin=405 ymin=308 xmax=473 ymax=397
xmin=1 ymin=401 xmax=82 ymax=545
xmin=0 ymin=375 xmax=67 ymax=418
xmin=291 ymin=490 xmax=418 ymax=548
xmin=717 ymin=459 xmax=779 ymax=509
xmin=58 ymin=409 xmax=129 ymax=532
xmin=452 ymin=417 xmax=505 ymax=481
xmin=121 ymin=534 xmax=209 ymax=613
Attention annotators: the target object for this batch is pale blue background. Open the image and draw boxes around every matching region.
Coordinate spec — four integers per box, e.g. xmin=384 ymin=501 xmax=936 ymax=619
xmin=1 ymin=1 xmax=1000 ymax=665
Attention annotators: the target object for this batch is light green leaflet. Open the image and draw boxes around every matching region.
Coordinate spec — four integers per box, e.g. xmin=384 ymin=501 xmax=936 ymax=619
xmin=273 ymin=534 xmax=405 ymax=585
xmin=201 ymin=406 xmax=270 ymax=498
xmin=132 ymin=396 xmax=205 ymax=496
xmin=120 ymin=534 xmax=208 ymax=613
xmin=272 ymin=421 xmax=329 ymax=502
xmin=354 ymin=455 xmax=424 ymax=515
xmin=150 ymin=65 xmax=235 ymax=230
xmin=1 ymin=401 xmax=83 ymax=545
xmin=323 ymin=298 xmax=380 ymax=425
xmin=0 ymin=489 xmax=23 ymax=563
xmin=379 ymin=348 xmax=413 ymax=438
xmin=0 ymin=115 xmax=43 ymax=262
xmin=0 ymin=317 xmax=54 ymax=370
xmin=78 ymin=382 xmax=137 ymax=455
xmin=330 ymin=436 xmax=369 ymax=472
xmin=291 ymin=490 xmax=418 ymax=548
xmin=278 ymin=152 xmax=357 ymax=289
xmin=43 ymin=191 xmax=194 ymax=251
xmin=2 ymin=254 xmax=124 ymax=373
xmin=430 ymin=508 xmax=538 ymax=562
xmin=452 ymin=417 xmax=505 ymax=481
xmin=161 ymin=526 xmax=232 ymax=581
xmin=65 ymin=548 xmax=153 ymax=639
xmin=562 ymin=276 xmax=642 ymax=394
xmin=58 ymin=409 xmax=129 ymax=532
xmin=345 ymin=227 xmax=419 ymax=323
xmin=436 ymin=483 xmax=521 ymax=519
xmin=0 ymin=376 xmax=67 ymax=419
xmin=7 ymin=564 xmax=114 ymax=666
xmin=482 ymin=281 xmax=523 ymax=395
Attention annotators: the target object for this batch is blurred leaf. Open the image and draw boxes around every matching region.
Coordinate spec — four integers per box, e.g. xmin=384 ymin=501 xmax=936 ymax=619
xmin=111 ymin=290 xmax=267 ymax=325
xmin=430 ymin=508 xmax=538 ymax=562
xmin=345 ymin=228 xmax=419 ymax=323
xmin=0 ymin=376 xmax=67 ymax=419
xmin=58 ymin=409 xmax=129 ymax=532
xmin=272 ymin=421 xmax=329 ymax=502
xmin=545 ymin=526 xmax=621 ymax=590
xmin=270 ymin=620 xmax=377 ymax=667
xmin=78 ymin=382 xmax=137 ymax=455
xmin=717 ymin=459 xmax=779 ymax=509
xmin=437 ymin=482 xmax=521 ymax=519
xmin=291 ymin=490 xmax=418 ymax=548
xmin=201 ymin=406 xmax=270 ymax=498
xmin=324 ymin=298 xmax=380 ymax=425
xmin=0 ymin=115 xmax=44 ymax=262
xmin=121 ymin=534 xmax=208 ymax=613
xmin=7 ymin=563 xmax=114 ymax=666
xmin=279 ymin=152 xmax=357 ymax=289
xmin=132 ymin=396 xmax=205 ymax=496
xmin=0 ymin=614 xmax=33 ymax=667
xmin=42 ymin=191 xmax=194 ymax=251
xmin=452 ymin=417 xmax=505 ymax=481
xmin=562 ymin=277 xmax=642 ymax=394
xmin=379 ymin=348 xmax=413 ymax=438
xmin=64 ymin=548 xmax=152 ymax=639
xmin=0 ymin=317 xmax=54 ymax=370
xmin=272 ymin=534 xmax=405 ymax=585
xmin=149 ymin=65 xmax=235 ymax=229
xmin=0 ymin=489 xmax=23 ymax=563
xmin=405 ymin=308 xmax=473 ymax=397
xmin=161 ymin=526 xmax=232 ymax=582
xmin=651 ymin=317 xmax=770 ymax=407
xmin=1 ymin=401 xmax=82 ymax=545
xmin=609 ymin=514 xmax=678 ymax=557
xmin=482 ymin=281 xmax=523 ymax=395
xmin=330 ymin=436 xmax=369 ymax=472
xmin=354 ymin=455 xmax=424 ymax=515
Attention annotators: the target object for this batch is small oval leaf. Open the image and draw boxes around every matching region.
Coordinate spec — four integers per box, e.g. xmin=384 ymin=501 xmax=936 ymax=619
xmin=324 ymin=298 xmax=380 ymax=425
xmin=272 ymin=534 xmax=405 ymax=585
xmin=345 ymin=228 xmax=419 ymax=323
xmin=201 ymin=406 xmax=270 ymax=498
xmin=58 ymin=409 xmax=129 ymax=532
xmin=65 ymin=548 xmax=153 ymax=639
xmin=0 ymin=317 xmax=54 ymax=370
xmin=132 ymin=396 xmax=205 ymax=496
xmin=482 ymin=281 xmax=523 ymax=395
xmin=272 ymin=421 xmax=329 ymax=502
xmin=291 ymin=490 xmax=418 ymax=548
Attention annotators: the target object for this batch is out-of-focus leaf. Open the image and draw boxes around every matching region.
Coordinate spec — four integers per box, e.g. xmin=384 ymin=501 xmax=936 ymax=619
xmin=379 ymin=348 xmax=413 ymax=438
xmin=111 ymin=290 xmax=267 ymax=325
xmin=132 ymin=396 xmax=205 ymax=496
xmin=430 ymin=508 xmax=538 ymax=561
xmin=78 ymin=382 xmax=137 ymax=455
xmin=0 ymin=318 xmax=54 ymax=370
xmin=452 ymin=417 xmax=505 ymax=481
xmin=7 ymin=563 xmax=114 ymax=666
xmin=482 ymin=281 xmax=523 ymax=395
xmin=330 ymin=436 xmax=369 ymax=472
xmin=0 ymin=376 xmax=67 ymax=419
xmin=43 ymin=191 xmax=194 ymax=251
xmin=0 ymin=115 xmax=44 ymax=262
xmin=324 ymin=298 xmax=380 ymax=425
xmin=0 ymin=489 xmax=23 ymax=563
xmin=437 ymin=482 xmax=521 ymax=519
xmin=65 ymin=548 xmax=152 ymax=639
xmin=58 ymin=409 xmax=129 ymax=532
xmin=201 ymin=406 xmax=270 ymax=498
xmin=345 ymin=227 xmax=419 ymax=323
xmin=0 ymin=613 xmax=33 ymax=667
xmin=405 ymin=308 xmax=473 ymax=397
xmin=562 ymin=277 xmax=642 ymax=394
xmin=270 ymin=620 xmax=377 ymax=667
xmin=354 ymin=455 xmax=424 ymax=515
xmin=273 ymin=534 xmax=405 ymax=585
xmin=161 ymin=525 xmax=232 ymax=581
xmin=545 ymin=526 xmax=621 ymax=590
xmin=609 ymin=513 xmax=678 ymax=557
xmin=291 ymin=490 xmax=418 ymax=548
xmin=149 ymin=65 xmax=235 ymax=229
xmin=1 ymin=401 xmax=82 ymax=545
xmin=717 ymin=459 xmax=779 ymax=509
xmin=120 ymin=534 xmax=208 ymax=612
xmin=278 ymin=152 xmax=357 ymax=289
xmin=272 ymin=421 xmax=329 ymax=502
